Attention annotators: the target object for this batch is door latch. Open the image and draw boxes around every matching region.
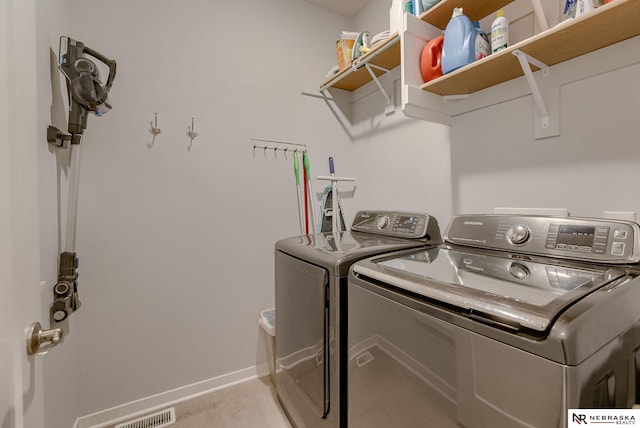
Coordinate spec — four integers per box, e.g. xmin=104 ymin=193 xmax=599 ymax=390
xmin=26 ymin=322 xmax=63 ymax=356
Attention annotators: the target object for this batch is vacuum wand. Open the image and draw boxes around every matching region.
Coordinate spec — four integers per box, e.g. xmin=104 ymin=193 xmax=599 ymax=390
xmin=51 ymin=142 xmax=83 ymax=324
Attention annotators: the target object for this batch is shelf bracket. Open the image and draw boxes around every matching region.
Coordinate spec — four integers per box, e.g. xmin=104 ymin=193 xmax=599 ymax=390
xmin=513 ymin=49 xmax=550 ymax=129
xmin=531 ymin=0 xmax=549 ymax=31
xmin=363 ymin=63 xmax=395 ymax=115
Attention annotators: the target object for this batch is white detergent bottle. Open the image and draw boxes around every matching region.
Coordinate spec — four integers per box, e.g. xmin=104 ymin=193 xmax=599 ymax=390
xmin=491 ymin=9 xmax=509 ymax=53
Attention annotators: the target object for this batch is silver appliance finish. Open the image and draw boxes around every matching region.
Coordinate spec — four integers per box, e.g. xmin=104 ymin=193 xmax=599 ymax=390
xmin=348 ymin=214 xmax=640 ymax=428
xmin=275 ymin=210 xmax=441 ymax=428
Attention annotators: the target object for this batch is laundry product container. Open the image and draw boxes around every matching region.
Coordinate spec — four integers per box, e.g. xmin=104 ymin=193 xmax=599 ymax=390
xmin=258 ymin=308 xmax=276 ymax=385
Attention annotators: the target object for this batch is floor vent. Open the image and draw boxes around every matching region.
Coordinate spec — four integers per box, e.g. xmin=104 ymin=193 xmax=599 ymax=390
xmin=356 ymin=351 xmax=374 ymax=368
xmin=115 ymin=407 xmax=176 ymax=428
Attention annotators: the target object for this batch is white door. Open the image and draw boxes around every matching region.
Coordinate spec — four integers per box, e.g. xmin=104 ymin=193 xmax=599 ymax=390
xmin=0 ymin=0 xmax=46 ymax=427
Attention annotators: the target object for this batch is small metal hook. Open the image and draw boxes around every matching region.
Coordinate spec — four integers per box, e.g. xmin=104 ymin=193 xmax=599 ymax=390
xmin=274 ymin=147 xmax=278 ymax=159
xmin=186 ymin=117 xmax=199 ymax=151
xmin=284 ymin=148 xmax=289 ymax=159
xmin=148 ymin=112 xmax=162 ymax=149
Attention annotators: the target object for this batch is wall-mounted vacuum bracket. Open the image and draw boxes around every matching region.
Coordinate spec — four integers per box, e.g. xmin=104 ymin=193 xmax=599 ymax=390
xmin=47 ymin=125 xmax=73 ymax=148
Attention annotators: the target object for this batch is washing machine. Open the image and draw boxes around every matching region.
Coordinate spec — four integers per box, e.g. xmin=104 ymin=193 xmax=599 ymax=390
xmin=275 ymin=210 xmax=442 ymax=428
xmin=348 ymin=213 xmax=640 ymax=428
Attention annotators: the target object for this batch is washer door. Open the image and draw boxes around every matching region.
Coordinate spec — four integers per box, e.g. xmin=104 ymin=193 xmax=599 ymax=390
xmin=275 ymin=251 xmax=329 ymax=419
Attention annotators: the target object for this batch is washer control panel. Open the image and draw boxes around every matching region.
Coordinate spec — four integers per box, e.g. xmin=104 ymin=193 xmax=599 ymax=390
xmin=445 ymin=214 xmax=640 ymax=263
xmin=351 ymin=210 xmax=440 ymax=241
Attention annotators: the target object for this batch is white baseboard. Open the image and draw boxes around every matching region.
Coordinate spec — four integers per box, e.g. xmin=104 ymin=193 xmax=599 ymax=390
xmin=74 ymin=363 xmax=270 ymax=428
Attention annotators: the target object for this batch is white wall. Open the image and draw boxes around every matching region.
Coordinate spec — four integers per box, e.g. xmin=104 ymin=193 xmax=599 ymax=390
xmin=35 ymin=0 xmax=355 ymax=423
xmin=338 ymin=77 xmax=453 ymax=225
xmin=450 ymin=36 xmax=640 ymax=219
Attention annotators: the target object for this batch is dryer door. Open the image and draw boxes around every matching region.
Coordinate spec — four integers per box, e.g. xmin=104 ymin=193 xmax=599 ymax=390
xmin=275 ymin=251 xmax=329 ymax=419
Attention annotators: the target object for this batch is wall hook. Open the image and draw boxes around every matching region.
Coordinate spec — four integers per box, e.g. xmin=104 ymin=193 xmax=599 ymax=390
xmin=186 ymin=117 xmax=199 ymax=151
xmin=148 ymin=113 xmax=162 ymax=149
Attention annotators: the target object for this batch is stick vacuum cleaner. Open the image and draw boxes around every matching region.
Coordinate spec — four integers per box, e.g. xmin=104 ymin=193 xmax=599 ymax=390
xmin=48 ymin=36 xmax=116 ymax=325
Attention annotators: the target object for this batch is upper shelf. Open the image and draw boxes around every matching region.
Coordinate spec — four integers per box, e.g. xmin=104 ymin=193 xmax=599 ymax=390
xmin=320 ymin=32 xmax=400 ymax=92
xmin=421 ymin=0 xmax=640 ymax=96
xmin=320 ymin=0 xmax=639 ymax=97
xmin=419 ymin=0 xmax=513 ymax=29
xmin=320 ymin=0 xmax=513 ymax=93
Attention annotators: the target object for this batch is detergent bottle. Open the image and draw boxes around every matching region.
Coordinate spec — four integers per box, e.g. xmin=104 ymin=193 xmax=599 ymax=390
xmin=491 ymin=10 xmax=509 ymax=53
xmin=474 ymin=21 xmax=490 ymax=60
xmin=420 ymin=35 xmax=444 ymax=83
xmin=441 ymin=8 xmax=475 ymax=74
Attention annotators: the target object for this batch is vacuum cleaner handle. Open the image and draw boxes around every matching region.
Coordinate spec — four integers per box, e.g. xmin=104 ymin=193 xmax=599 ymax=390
xmin=83 ymin=45 xmax=117 ymax=89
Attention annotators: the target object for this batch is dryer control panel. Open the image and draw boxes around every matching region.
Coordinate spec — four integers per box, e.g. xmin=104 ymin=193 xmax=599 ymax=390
xmin=445 ymin=214 xmax=640 ymax=264
xmin=351 ymin=210 xmax=441 ymax=242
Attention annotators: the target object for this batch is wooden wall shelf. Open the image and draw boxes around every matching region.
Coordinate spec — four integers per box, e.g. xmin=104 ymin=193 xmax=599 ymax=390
xmin=320 ymin=33 xmax=400 ymax=92
xmin=420 ymin=0 xmax=640 ymax=96
xmin=316 ymin=0 xmax=639 ymax=141
xmin=420 ymin=0 xmax=513 ymax=29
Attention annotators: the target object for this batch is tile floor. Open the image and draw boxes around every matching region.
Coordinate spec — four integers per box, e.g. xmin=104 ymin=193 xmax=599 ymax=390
xmin=106 ymin=376 xmax=291 ymax=428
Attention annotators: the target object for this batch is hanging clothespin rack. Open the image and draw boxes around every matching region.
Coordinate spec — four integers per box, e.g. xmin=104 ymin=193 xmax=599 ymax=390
xmin=251 ymin=138 xmax=307 ymax=159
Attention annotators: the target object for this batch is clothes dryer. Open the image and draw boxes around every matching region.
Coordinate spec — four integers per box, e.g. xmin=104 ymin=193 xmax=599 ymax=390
xmin=275 ymin=210 xmax=441 ymax=428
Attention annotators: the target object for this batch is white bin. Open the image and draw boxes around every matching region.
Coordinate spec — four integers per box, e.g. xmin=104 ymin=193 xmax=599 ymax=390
xmin=258 ymin=308 xmax=276 ymax=385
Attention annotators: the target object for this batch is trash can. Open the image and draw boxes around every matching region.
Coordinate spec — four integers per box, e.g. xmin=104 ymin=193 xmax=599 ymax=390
xmin=258 ymin=308 xmax=276 ymax=385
